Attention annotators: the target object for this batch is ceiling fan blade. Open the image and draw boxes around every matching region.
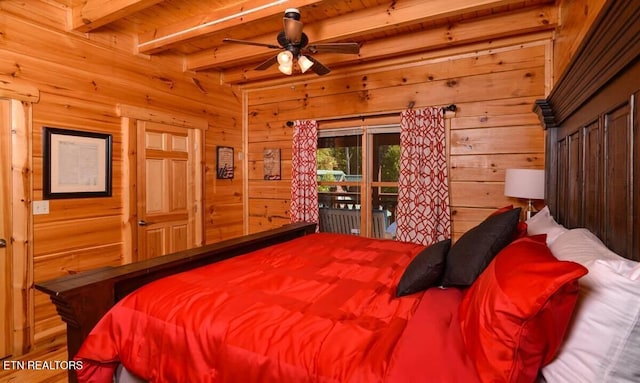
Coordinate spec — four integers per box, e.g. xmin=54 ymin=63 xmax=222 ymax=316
xmin=305 ymin=56 xmax=331 ymax=76
xmin=254 ymin=55 xmax=279 ymax=71
xmin=223 ymin=38 xmax=281 ymax=50
xmin=306 ymin=43 xmax=360 ymax=55
xmin=283 ymin=18 xmax=303 ymax=43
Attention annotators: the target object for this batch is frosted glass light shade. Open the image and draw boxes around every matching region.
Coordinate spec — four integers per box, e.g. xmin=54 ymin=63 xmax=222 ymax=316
xmin=278 ymin=63 xmax=293 ymax=75
xmin=277 ymin=51 xmax=294 ymax=75
xmin=298 ymin=55 xmax=314 ymax=73
xmin=277 ymin=50 xmax=293 ymax=65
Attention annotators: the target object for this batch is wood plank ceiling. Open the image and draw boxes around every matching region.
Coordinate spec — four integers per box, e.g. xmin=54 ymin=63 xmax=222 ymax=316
xmin=48 ymin=0 xmax=556 ymax=85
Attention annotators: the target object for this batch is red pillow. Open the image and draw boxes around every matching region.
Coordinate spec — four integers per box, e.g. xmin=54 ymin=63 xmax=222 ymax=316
xmin=490 ymin=204 xmax=515 ymax=216
xmin=459 ymin=235 xmax=587 ymax=383
xmin=490 ymin=205 xmax=527 ymax=239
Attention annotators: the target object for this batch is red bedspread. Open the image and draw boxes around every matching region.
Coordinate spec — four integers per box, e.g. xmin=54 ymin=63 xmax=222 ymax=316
xmin=75 ymin=233 xmax=479 ymax=383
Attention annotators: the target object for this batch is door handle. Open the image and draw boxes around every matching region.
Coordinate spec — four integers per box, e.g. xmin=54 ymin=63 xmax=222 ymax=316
xmin=0 ymin=239 xmax=6 ymax=248
xmin=138 ymin=220 xmax=154 ymax=226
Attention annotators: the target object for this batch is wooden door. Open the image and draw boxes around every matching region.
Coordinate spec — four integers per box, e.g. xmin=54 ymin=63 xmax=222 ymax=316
xmin=136 ymin=121 xmax=202 ymax=260
xmin=0 ymin=99 xmax=11 ymax=359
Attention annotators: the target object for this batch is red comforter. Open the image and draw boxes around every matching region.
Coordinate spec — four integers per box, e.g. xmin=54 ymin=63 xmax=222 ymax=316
xmin=75 ymin=233 xmax=480 ymax=383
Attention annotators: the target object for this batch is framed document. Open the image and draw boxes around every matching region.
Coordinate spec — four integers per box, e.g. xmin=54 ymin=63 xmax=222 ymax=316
xmin=43 ymin=127 xmax=112 ymax=199
xmin=216 ymin=146 xmax=234 ymax=179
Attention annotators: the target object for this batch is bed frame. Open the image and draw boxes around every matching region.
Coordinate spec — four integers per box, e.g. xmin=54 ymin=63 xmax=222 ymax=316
xmin=35 ymin=221 xmax=316 ymax=382
xmin=534 ymin=0 xmax=639 ymax=261
xmin=36 ymin=1 xmax=637 ymax=382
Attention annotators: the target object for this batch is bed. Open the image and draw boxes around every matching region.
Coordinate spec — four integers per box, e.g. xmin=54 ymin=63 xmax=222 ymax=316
xmin=70 ymin=231 xmax=485 ymax=383
xmin=36 ymin=2 xmax=638 ymax=382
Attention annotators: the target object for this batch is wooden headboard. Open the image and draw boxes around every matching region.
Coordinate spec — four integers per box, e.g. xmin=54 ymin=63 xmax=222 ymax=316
xmin=535 ymin=0 xmax=639 ymax=261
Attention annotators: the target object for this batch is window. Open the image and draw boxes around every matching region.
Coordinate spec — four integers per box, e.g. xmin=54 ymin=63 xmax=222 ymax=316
xmin=317 ymin=126 xmax=399 ymax=238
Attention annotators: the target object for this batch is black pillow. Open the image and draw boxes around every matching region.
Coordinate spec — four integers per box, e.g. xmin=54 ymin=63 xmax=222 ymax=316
xmin=396 ymin=239 xmax=451 ymax=297
xmin=441 ymin=207 xmax=521 ymax=287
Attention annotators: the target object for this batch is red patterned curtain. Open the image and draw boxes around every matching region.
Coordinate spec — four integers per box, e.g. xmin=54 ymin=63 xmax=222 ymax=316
xmin=396 ymin=108 xmax=451 ymax=245
xmin=290 ymin=120 xmax=319 ymax=227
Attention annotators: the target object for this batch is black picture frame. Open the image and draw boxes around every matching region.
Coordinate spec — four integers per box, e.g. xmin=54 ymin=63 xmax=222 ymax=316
xmin=43 ymin=127 xmax=112 ymax=199
xmin=216 ymin=146 xmax=234 ymax=179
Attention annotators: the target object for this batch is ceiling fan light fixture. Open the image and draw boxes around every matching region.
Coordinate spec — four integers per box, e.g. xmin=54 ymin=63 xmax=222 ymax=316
xmin=298 ymin=55 xmax=314 ymax=73
xmin=277 ymin=51 xmax=294 ymax=75
xmin=278 ymin=63 xmax=293 ymax=75
xmin=277 ymin=50 xmax=293 ymax=65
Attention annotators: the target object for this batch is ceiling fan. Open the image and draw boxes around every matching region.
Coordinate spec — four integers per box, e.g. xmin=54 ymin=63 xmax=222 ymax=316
xmin=223 ymin=8 xmax=360 ymax=76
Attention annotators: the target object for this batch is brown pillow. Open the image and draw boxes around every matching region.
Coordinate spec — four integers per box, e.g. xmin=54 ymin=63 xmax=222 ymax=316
xmin=441 ymin=208 xmax=521 ymax=287
xmin=396 ymin=239 xmax=451 ymax=297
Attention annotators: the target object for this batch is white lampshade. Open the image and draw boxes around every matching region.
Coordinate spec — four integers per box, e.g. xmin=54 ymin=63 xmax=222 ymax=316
xmin=298 ymin=55 xmax=314 ymax=73
xmin=504 ymin=169 xmax=545 ymax=200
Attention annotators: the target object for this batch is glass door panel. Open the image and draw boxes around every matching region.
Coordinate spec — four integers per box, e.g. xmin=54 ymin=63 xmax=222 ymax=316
xmin=317 ymin=129 xmax=399 ymax=238
xmin=317 ymin=135 xmax=362 ymax=235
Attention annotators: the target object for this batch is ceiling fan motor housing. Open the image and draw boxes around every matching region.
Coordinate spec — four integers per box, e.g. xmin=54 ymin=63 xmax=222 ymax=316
xmin=277 ymin=31 xmax=308 ymax=53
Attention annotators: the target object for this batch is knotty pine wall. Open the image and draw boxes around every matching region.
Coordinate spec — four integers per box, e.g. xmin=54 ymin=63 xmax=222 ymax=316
xmin=244 ymin=38 xmax=550 ymax=237
xmin=1 ymin=3 xmax=244 ymax=354
xmin=244 ymin=0 xmax=607 ymax=236
xmin=0 ymin=0 xmax=605 ymax=361
xmin=553 ymin=0 xmax=608 ymax=84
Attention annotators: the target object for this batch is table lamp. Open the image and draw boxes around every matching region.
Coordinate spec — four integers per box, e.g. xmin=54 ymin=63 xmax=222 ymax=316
xmin=504 ymin=168 xmax=545 ymax=220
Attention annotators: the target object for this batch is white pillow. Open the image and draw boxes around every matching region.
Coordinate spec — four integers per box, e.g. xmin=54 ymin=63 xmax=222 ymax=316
xmin=550 ymin=228 xmax=638 ymax=276
xmin=525 ymin=206 xmax=568 ymax=245
xmin=543 ymin=229 xmax=640 ymax=383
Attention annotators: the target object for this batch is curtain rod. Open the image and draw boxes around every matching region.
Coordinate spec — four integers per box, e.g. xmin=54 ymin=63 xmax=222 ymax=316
xmin=285 ymin=104 xmax=457 ymax=126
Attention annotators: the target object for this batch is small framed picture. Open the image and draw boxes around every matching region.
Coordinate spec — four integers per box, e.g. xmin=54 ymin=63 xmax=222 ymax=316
xmin=216 ymin=146 xmax=234 ymax=179
xmin=43 ymin=127 xmax=112 ymax=199
xmin=263 ymin=148 xmax=281 ymax=180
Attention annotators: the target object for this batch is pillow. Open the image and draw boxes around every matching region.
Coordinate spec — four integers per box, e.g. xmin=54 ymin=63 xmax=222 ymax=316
xmin=550 ymin=228 xmax=637 ymax=274
xmin=441 ymin=207 xmax=521 ymax=287
xmin=396 ymin=239 xmax=451 ymax=297
xmin=459 ymin=235 xmax=588 ymax=383
xmin=490 ymin=204 xmax=515 ymax=215
xmin=525 ymin=206 xmax=568 ymax=245
xmin=490 ymin=205 xmax=527 ymax=239
xmin=543 ymin=229 xmax=640 ymax=382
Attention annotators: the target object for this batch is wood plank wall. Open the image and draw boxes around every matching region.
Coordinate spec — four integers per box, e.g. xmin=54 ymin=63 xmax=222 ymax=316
xmin=553 ymin=0 xmax=608 ymax=82
xmin=0 ymin=2 xmax=244 ymax=355
xmin=245 ymin=38 xmax=550 ymax=238
xmin=0 ymin=0 xmax=606 ymax=370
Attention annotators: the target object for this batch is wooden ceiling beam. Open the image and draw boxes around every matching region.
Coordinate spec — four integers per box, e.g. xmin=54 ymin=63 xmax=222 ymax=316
xmin=70 ymin=0 xmax=163 ymax=33
xmin=137 ymin=0 xmax=325 ymax=55
xmin=186 ymin=0 xmax=536 ymax=71
xmin=220 ymin=5 xmax=557 ymax=84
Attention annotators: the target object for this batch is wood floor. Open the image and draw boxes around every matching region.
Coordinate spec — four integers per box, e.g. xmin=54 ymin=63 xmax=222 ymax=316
xmin=0 ymin=342 xmax=68 ymax=383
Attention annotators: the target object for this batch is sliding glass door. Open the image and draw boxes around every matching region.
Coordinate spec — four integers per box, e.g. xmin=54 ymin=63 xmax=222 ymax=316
xmin=317 ymin=126 xmax=399 ymax=238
